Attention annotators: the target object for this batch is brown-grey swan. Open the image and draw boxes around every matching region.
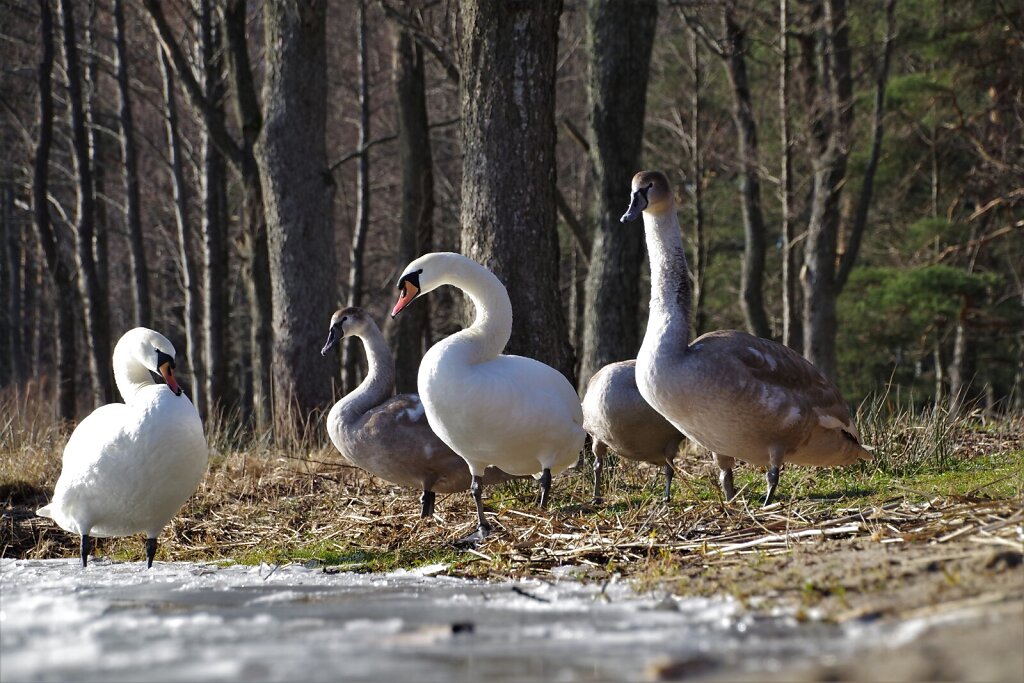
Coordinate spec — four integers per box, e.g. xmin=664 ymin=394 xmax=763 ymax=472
xmin=320 ymin=306 xmax=519 ymax=518
xmin=621 ymin=170 xmax=872 ymax=504
xmin=37 ymin=327 xmax=208 ymax=567
xmin=391 ymin=252 xmax=586 ymax=543
xmin=581 ymin=360 xmax=685 ymax=503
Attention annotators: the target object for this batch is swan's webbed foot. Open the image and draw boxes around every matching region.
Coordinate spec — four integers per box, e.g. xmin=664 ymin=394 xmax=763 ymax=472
xmin=764 ymin=466 xmax=780 ymax=506
xmin=662 ymin=462 xmax=675 ymax=503
xmin=420 ymin=489 xmax=436 ymax=518
xmin=455 ymin=523 xmax=492 ymax=547
xmin=538 ymin=468 xmax=552 ymax=509
xmin=145 ymin=537 xmax=158 ymax=569
xmin=80 ymin=535 xmax=91 ymax=567
xmin=720 ymin=468 xmax=736 ymax=502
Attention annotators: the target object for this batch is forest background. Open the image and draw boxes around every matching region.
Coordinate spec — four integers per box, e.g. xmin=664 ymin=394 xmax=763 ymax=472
xmin=0 ymin=0 xmax=1021 ymax=432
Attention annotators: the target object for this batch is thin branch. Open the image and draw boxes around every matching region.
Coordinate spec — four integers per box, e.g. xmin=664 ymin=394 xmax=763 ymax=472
xmin=377 ymin=0 xmax=460 ymax=85
xmin=328 ymin=117 xmax=460 ymax=172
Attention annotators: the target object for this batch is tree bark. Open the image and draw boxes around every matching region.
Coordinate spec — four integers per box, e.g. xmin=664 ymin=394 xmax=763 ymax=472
xmin=2 ymin=183 xmax=21 ymax=386
xmin=256 ymin=0 xmax=337 ymax=422
xmin=344 ymin=0 xmax=372 ymax=394
xmin=224 ymin=0 xmax=272 ymax=427
xmin=198 ymin=0 xmax=232 ymax=420
xmin=385 ymin=26 xmax=435 ymax=395
xmin=159 ymin=46 xmax=203 ymax=414
xmin=779 ymin=0 xmax=801 ymax=351
xmin=34 ymin=0 xmax=76 ymax=420
xmin=59 ymin=0 xmax=113 ymax=407
xmin=578 ymin=0 xmax=657 ymax=390
xmin=722 ymin=4 xmax=771 ymax=339
xmin=690 ymin=28 xmax=709 ymax=337
xmin=113 ymin=0 xmax=151 ymax=328
xmin=458 ymin=0 xmax=574 ymax=381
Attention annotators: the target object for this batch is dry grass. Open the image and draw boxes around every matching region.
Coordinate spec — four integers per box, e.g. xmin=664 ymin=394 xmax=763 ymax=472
xmin=2 ymin=385 xmax=1022 ymax=595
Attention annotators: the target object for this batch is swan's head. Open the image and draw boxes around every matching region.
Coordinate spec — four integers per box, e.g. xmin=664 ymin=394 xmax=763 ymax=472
xmin=118 ymin=327 xmax=182 ymax=396
xmin=392 ymin=252 xmax=457 ymax=318
xmin=321 ymin=307 xmax=374 ymax=355
xmin=620 ymin=170 xmax=673 ymax=222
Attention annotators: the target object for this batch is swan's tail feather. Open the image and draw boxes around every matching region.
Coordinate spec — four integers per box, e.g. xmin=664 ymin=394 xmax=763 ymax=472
xmin=36 ymin=504 xmax=53 ymax=519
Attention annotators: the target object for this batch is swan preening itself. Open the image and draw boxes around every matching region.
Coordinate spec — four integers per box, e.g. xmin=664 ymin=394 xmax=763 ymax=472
xmin=392 ymin=252 xmax=586 ymax=542
xmin=622 ymin=170 xmax=872 ymax=504
xmin=582 ymin=360 xmax=685 ymax=503
xmin=320 ymin=307 xmax=520 ymax=517
xmin=37 ymin=327 xmax=208 ymax=567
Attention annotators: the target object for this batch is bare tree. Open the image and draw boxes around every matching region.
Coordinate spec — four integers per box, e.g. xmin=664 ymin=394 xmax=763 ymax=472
xmin=59 ymin=0 xmax=113 ymax=406
xmin=343 ymin=0 xmax=372 ymax=394
xmin=158 ymin=46 xmax=202 ymax=413
xmin=113 ymin=0 xmax=151 ymax=328
xmin=779 ymin=0 xmax=801 ymax=351
xmin=256 ymin=0 xmax=337 ymax=421
xmin=458 ymin=0 xmax=574 ymax=379
xmin=578 ymin=0 xmax=658 ymax=389
xmin=33 ymin=0 xmax=76 ymax=420
xmin=385 ymin=24 xmax=435 ymax=395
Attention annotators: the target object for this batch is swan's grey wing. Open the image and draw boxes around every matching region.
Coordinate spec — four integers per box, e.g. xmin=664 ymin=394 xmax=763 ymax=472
xmin=732 ymin=334 xmax=861 ymax=441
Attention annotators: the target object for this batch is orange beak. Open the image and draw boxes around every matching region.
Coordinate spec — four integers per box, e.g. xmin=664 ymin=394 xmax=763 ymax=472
xmin=160 ymin=362 xmax=183 ymax=396
xmin=391 ymin=282 xmax=419 ymax=318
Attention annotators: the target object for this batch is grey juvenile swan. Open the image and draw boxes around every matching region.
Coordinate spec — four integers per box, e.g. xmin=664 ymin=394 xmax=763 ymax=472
xmin=622 ymin=170 xmax=872 ymax=504
xmin=391 ymin=252 xmax=586 ymax=543
xmin=582 ymin=360 xmax=685 ymax=503
xmin=321 ymin=307 xmax=518 ymax=518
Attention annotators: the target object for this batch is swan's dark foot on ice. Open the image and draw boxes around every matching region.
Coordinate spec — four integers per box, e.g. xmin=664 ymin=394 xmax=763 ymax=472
xmin=145 ymin=537 xmax=158 ymax=569
xmin=80 ymin=535 xmax=91 ymax=568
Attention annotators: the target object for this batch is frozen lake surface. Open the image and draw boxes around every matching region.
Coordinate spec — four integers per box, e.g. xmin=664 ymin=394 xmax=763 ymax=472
xmin=1 ymin=558 xmax=935 ymax=682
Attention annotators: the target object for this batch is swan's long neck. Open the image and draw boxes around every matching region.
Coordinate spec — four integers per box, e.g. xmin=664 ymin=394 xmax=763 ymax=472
xmin=444 ymin=258 xmax=513 ymax=363
xmin=113 ymin=344 xmax=155 ymax=405
xmin=642 ymin=211 xmax=692 ymax=356
xmin=336 ymin=325 xmax=396 ymax=421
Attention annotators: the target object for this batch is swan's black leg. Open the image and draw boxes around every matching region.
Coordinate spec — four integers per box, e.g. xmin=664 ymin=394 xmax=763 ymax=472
xmin=662 ymin=461 xmax=675 ymax=503
xmin=456 ymin=476 xmax=490 ymax=545
xmin=80 ymin=535 xmax=91 ymax=567
xmin=420 ymin=489 xmax=436 ymax=518
xmin=592 ymin=442 xmax=606 ymax=505
xmin=764 ymin=466 xmax=780 ymax=506
xmin=720 ymin=469 xmax=736 ymax=502
xmin=145 ymin=538 xmax=158 ymax=569
xmin=538 ymin=468 xmax=552 ymax=509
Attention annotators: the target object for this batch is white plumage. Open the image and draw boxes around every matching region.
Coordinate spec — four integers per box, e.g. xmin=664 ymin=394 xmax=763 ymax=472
xmin=392 ymin=252 xmax=585 ymax=541
xmin=37 ymin=327 xmax=208 ymax=567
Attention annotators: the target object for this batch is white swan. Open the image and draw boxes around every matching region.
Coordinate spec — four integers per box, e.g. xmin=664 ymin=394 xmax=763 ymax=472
xmin=622 ymin=170 xmax=872 ymax=504
xmin=391 ymin=252 xmax=585 ymax=542
xmin=320 ymin=306 xmax=520 ymax=517
xmin=37 ymin=327 xmax=208 ymax=567
xmin=582 ymin=359 xmax=685 ymax=503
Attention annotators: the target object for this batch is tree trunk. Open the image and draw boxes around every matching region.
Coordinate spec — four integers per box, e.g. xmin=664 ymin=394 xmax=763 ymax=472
xmin=34 ymin=0 xmax=76 ymax=420
xmin=779 ymin=0 xmax=801 ymax=351
xmin=799 ymin=0 xmax=853 ymax=381
xmin=113 ymin=0 xmax=151 ymax=328
xmin=256 ymin=0 xmax=337 ymax=422
xmin=59 ymin=0 xmax=113 ymax=407
xmin=159 ymin=46 xmax=203 ymax=414
xmin=458 ymin=0 xmax=574 ymax=381
xmin=720 ymin=4 xmax=772 ymax=339
xmin=224 ymin=0 xmax=273 ymax=428
xmin=344 ymin=0 xmax=372 ymax=394
xmin=83 ymin=0 xmax=108 ymax=315
xmin=2 ymin=183 xmax=21 ymax=387
xmin=198 ymin=0 xmax=232 ymax=419
xmin=385 ymin=26 xmax=435 ymax=395
xmin=578 ymin=0 xmax=657 ymax=390
xmin=690 ymin=29 xmax=709 ymax=337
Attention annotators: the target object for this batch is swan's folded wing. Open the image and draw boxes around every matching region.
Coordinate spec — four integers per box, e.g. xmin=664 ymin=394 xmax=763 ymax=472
xmin=59 ymin=404 xmax=132 ymax=473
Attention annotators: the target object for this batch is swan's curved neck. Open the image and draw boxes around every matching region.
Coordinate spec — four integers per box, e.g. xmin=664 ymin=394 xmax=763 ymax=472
xmin=445 ymin=258 xmax=513 ymax=362
xmin=113 ymin=346 xmax=155 ymax=405
xmin=642 ymin=211 xmax=692 ymax=353
xmin=337 ymin=325 xmax=395 ymax=421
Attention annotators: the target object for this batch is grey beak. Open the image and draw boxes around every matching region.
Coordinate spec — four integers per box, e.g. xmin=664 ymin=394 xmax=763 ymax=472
xmin=321 ymin=327 xmax=340 ymax=356
xmin=620 ymin=190 xmax=647 ymax=223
